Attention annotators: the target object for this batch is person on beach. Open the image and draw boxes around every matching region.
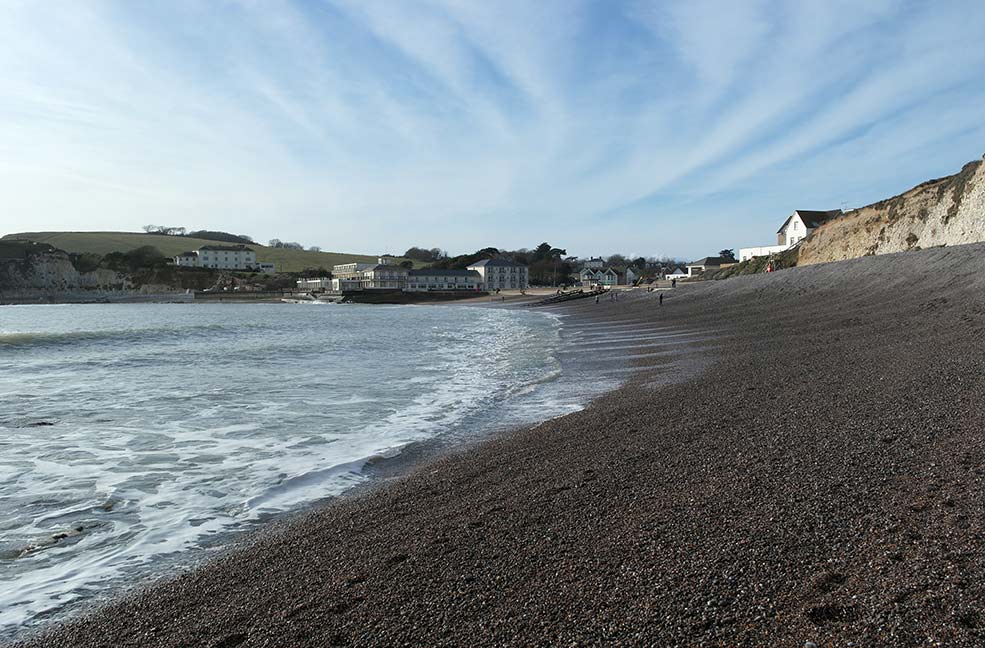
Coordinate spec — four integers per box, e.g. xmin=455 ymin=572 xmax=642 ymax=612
xmin=659 ymin=292 xmax=664 ymax=306
xmin=672 ymin=278 xmax=677 ymax=288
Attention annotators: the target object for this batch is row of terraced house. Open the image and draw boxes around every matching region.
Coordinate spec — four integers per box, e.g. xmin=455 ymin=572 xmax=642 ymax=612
xmin=296 ymin=257 xmax=529 ymax=294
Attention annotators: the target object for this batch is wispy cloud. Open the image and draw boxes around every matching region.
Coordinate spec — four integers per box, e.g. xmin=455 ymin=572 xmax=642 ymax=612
xmin=0 ymin=0 xmax=982 ymax=257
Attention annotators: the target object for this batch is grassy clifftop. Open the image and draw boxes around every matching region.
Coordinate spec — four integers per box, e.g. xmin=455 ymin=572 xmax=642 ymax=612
xmin=2 ymin=231 xmax=413 ymax=273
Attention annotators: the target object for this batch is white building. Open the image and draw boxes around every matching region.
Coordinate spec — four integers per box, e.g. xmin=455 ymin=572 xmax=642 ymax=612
xmin=330 ymin=278 xmax=364 ymax=292
xmin=173 ymin=251 xmax=199 ymax=267
xmin=583 ymin=256 xmax=605 ymax=269
xmin=406 ymin=269 xmax=483 ymax=292
xmin=296 ymin=277 xmax=332 ymax=291
xmin=361 ymin=263 xmax=408 ymax=289
xmin=777 ymin=209 xmax=842 ymax=247
xmin=332 ymin=261 xmax=376 ymax=279
xmin=466 ymin=258 xmax=528 ymax=291
xmin=739 ymin=245 xmax=789 ymax=262
xmin=739 ymin=209 xmax=842 ymax=262
xmin=324 ymin=256 xmax=410 ymax=291
xmin=665 ymin=267 xmax=688 ymax=281
xmin=172 ymin=245 xmax=272 ymax=272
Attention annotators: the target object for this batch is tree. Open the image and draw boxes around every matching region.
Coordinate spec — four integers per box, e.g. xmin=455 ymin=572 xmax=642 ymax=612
xmin=632 ymin=257 xmax=647 ymax=269
xmin=309 ymin=246 xmax=321 ymax=252
xmin=188 ymin=231 xmax=254 ymax=244
xmin=403 ymin=247 xmax=448 ymax=262
xmin=403 ymin=247 xmax=432 ymax=261
xmin=606 ymin=253 xmax=627 ymax=267
xmin=532 ymin=242 xmax=566 ymax=262
xmin=268 ymin=239 xmax=282 ymax=248
xmin=719 ymin=249 xmax=736 ymax=262
xmin=142 ymin=224 xmax=159 ymax=234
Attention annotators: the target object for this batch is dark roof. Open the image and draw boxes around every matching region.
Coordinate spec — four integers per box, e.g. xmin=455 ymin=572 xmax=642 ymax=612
xmin=408 ymin=269 xmax=480 ymax=277
xmin=176 ymin=251 xmax=198 ymax=257
xmin=199 ymin=244 xmax=254 ymax=252
xmin=777 ymin=209 xmax=842 ymax=233
xmin=688 ymin=256 xmax=731 ymax=266
xmin=468 ymin=258 xmax=525 ymax=268
xmin=367 ymin=264 xmax=408 ymax=273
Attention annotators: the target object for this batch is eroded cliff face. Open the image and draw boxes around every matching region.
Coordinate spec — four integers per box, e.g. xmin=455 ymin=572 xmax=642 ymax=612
xmin=0 ymin=250 xmax=131 ymax=302
xmin=799 ymin=157 xmax=985 ymax=265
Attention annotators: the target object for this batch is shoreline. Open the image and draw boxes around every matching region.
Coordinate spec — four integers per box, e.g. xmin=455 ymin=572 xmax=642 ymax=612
xmin=0 ymin=286 xmax=594 ymax=307
xmin=3 ymin=294 xmax=704 ymax=643
xmin=14 ymin=243 xmax=985 ymax=646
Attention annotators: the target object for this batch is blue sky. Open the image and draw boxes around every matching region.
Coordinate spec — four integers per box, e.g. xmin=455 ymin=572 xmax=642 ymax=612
xmin=1 ymin=0 xmax=983 ymax=259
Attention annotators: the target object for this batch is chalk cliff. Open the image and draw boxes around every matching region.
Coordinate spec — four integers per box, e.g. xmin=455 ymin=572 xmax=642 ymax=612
xmin=799 ymin=156 xmax=985 ymax=265
xmin=0 ymin=246 xmax=136 ymax=302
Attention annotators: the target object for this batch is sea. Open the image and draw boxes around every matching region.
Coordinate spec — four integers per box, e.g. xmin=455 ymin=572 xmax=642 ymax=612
xmin=0 ymin=302 xmax=615 ymax=640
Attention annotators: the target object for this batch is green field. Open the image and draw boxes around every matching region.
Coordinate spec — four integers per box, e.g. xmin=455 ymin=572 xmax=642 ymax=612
xmin=2 ymin=231 xmax=416 ymax=273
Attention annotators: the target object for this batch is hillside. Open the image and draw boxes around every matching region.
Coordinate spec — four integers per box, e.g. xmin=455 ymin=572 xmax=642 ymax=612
xmin=709 ymin=246 xmax=799 ymax=280
xmin=799 ymin=155 xmax=985 ymax=265
xmin=1 ymin=231 xmax=414 ymax=273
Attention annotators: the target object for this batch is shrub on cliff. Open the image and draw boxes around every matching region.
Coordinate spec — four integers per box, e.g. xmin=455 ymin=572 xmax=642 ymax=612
xmin=102 ymin=246 xmax=167 ymax=273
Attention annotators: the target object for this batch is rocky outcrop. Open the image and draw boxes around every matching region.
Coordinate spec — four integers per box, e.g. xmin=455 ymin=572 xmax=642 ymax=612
xmin=799 ymin=156 xmax=985 ymax=265
xmin=0 ymin=248 xmax=139 ymax=303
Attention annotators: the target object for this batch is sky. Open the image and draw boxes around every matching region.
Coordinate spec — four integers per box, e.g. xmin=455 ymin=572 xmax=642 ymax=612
xmin=1 ymin=0 xmax=984 ymax=260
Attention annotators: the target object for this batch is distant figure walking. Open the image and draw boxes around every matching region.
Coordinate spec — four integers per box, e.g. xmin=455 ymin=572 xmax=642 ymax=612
xmin=659 ymin=292 xmax=664 ymax=306
xmin=671 ymin=278 xmax=677 ymax=288
xmin=595 ymin=295 xmax=599 ymax=304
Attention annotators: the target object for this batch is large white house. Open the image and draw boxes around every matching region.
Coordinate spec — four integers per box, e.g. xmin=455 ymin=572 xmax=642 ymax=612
xmin=739 ymin=209 xmax=842 ymax=262
xmin=361 ymin=263 xmax=408 ymax=289
xmin=331 ymin=260 xmax=377 ymax=279
xmin=327 ymin=257 xmax=408 ymax=290
xmin=777 ymin=209 xmax=842 ymax=247
xmin=173 ymin=245 xmax=274 ymax=273
xmin=296 ymin=277 xmax=332 ymax=291
xmin=406 ymin=269 xmax=483 ymax=292
xmin=466 ymin=258 xmax=528 ymax=291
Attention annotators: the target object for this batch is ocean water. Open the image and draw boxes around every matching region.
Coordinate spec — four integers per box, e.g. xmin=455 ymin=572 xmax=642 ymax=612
xmin=0 ymin=302 xmax=613 ymax=639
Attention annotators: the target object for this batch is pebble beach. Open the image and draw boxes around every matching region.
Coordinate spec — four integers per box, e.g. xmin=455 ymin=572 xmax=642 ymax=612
xmin=14 ymin=243 xmax=985 ymax=647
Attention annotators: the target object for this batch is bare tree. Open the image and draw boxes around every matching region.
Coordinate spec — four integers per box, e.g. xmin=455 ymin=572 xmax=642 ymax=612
xmin=308 ymin=246 xmax=321 ymax=252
